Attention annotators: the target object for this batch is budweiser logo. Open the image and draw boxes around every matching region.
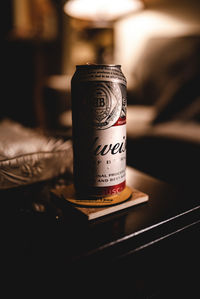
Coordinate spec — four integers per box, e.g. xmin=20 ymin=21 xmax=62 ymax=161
xmin=91 ymin=136 xmax=126 ymax=156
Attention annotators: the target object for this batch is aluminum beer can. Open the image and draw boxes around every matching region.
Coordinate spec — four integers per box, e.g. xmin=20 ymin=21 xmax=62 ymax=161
xmin=71 ymin=64 xmax=127 ymax=198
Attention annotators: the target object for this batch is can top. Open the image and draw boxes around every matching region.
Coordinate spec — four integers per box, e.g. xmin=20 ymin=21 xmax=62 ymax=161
xmin=76 ymin=64 xmax=121 ymax=69
xmin=73 ymin=63 xmax=126 ymax=86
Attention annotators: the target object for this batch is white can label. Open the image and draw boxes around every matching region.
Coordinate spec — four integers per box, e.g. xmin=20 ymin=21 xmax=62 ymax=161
xmin=91 ymin=124 xmax=126 ymax=187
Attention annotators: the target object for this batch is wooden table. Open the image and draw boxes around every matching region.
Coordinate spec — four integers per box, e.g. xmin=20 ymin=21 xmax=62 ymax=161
xmin=2 ymin=166 xmax=200 ymax=297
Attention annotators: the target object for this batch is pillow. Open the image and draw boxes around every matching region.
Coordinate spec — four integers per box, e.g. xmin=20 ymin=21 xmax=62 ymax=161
xmin=0 ymin=119 xmax=73 ymax=189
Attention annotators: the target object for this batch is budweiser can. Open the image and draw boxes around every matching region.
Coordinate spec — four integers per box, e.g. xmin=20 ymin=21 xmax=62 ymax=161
xmin=71 ymin=64 xmax=127 ymax=198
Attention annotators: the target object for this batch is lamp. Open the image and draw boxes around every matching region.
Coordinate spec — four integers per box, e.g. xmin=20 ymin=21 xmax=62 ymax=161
xmin=62 ymin=0 xmax=143 ymax=68
xmin=63 ymin=0 xmax=143 ymax=23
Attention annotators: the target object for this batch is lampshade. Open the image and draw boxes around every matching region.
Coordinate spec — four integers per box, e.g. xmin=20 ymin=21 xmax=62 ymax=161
xmin=64 ymin=0 xmax=143 ymax=22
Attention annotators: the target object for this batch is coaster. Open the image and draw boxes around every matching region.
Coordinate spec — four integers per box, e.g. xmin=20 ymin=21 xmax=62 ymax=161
xmin=52 ymin=184 xmax=149 ymax=220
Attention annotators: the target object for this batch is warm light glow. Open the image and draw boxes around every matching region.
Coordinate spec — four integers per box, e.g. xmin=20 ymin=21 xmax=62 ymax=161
xmin=64 ymin=0 xmax=143 ymax=21
xmin=114 ymin=10 xmax=200 ymax=89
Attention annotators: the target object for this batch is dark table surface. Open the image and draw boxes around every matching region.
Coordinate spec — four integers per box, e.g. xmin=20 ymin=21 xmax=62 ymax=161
xmin=2 ymin=166 xmax=200 ymax=297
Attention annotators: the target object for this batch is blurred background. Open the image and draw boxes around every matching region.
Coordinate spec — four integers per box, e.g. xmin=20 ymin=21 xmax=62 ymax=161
xmin=1 ymin=0 xmax=200 ymax=187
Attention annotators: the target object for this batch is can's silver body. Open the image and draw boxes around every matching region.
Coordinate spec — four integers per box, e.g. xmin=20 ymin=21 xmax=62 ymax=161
xmin=71 ymin=64 xmax=127 ymax=198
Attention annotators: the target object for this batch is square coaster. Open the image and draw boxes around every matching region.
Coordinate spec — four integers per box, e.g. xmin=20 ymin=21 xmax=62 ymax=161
xmin=52 ymin=185 xmax=149 ymax=220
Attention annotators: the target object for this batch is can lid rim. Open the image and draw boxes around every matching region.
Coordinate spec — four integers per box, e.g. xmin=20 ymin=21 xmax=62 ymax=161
xmin=76 ymin=64 xmax=121 ymax=68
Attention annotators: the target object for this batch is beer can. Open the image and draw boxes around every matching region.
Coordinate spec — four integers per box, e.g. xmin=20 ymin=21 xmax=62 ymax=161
xmin=71 ymin=64 xmax=127 ymax=198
